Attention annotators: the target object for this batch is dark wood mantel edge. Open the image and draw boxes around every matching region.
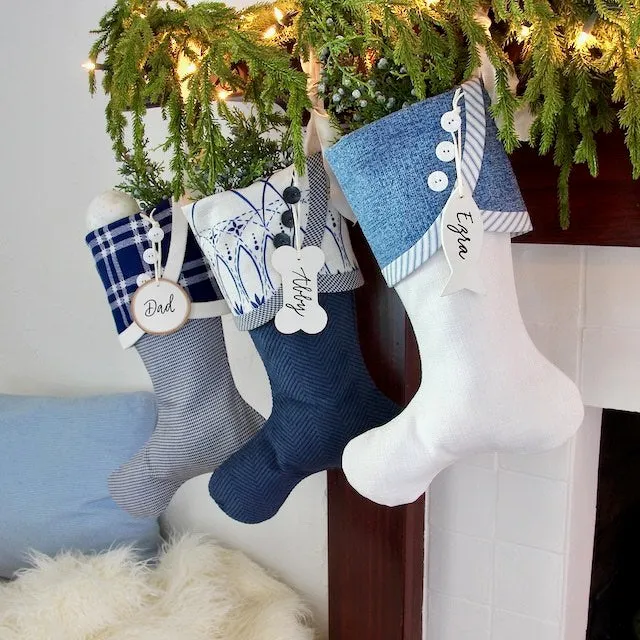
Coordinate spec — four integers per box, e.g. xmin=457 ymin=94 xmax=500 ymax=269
xmin=510 ymin=130 xmax=640 ymax=248
xmin=328 ymin=228 xmax=425 ymax=640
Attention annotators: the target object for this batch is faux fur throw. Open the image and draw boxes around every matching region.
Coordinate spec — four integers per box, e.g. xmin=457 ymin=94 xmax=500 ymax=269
xmin=0 ymin=534 xmax=316 ymax=640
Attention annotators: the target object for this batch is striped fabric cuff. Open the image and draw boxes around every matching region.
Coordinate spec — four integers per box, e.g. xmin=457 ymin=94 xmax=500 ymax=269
xmin=381 ymin=210 xmax=531 ymax=287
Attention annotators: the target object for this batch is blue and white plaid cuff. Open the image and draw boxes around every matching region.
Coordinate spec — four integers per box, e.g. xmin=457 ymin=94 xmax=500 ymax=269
xmin=86 ymin=200 xmax=228 ymax=348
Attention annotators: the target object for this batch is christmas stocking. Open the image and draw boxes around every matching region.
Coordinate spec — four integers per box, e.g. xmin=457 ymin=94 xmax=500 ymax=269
xmin=86 ymin=199 xmax=264 ymax=518
xmin=325 ymin=77 xmax=585 ymax=507
xmin=184 ymin=153 xmax=399 ymax=523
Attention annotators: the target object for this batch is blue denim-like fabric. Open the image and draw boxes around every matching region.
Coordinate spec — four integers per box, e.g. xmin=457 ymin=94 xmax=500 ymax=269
xmin=325 ymin=83 xmax=526 ymax=270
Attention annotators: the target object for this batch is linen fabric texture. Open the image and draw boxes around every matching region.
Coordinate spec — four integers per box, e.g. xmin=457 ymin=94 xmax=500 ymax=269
xmin=338 ymin=233 xmax=585 ymax=506
xmin=184 ymin=153 xmax=363 ymax=331
xmin=325 ymin=77 xmax=532 ymax=287
xmin=0 ymin=393 xmax=160 ymax=578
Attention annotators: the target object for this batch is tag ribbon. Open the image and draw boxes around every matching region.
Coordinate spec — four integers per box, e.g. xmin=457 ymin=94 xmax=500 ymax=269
xmin=440 ymin=89 xmax=486 ymax=297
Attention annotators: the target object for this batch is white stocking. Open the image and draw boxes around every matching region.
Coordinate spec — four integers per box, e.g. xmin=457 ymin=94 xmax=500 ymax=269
xmin=342 ymin=232 xmax=584 ymax=506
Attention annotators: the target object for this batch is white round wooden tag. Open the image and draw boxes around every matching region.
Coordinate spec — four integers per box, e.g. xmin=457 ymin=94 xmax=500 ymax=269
xmin=131 ymin=279 xmax=191 ymax=336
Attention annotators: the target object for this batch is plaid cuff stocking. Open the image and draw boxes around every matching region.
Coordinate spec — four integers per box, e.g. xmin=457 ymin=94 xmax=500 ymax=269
xmin=87 ymin=200 xmax=264 ymax=517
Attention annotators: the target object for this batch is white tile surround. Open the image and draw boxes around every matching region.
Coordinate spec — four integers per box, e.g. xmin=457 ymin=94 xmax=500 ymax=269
xmin=426 ymin=244 xmax=640 ymax=640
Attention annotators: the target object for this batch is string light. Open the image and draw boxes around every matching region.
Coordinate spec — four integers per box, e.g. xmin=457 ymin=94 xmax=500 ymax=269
xmin=263 ymin=25 xmax=278 ymax=40
xmin=575 ymin=29 xmax=592 ymax=48
xmin=217 ymin=88 xmax=232 ymax=101
xmin=82 ymin=60 xmax=107 ymax=72
xmin=185 ymin=62 xmax=197 ymax=74
xmin=519 ymin=25 xmax=531 ymax=39
xmin=263 ymin=7 xmax=289 ymax=39
xmin=576 ymin=13 xmax=598 ymax=49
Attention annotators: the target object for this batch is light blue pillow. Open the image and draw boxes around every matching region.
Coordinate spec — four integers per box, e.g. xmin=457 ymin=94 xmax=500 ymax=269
xmin=0 ymin=393 xmax=160 ymax=578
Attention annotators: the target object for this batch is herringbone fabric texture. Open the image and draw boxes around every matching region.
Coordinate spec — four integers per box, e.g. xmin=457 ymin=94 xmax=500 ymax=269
xmin=108 ymin=317 xmax=265 ymax=518
xmin=208 ymin=291 xmax=399 ymax=523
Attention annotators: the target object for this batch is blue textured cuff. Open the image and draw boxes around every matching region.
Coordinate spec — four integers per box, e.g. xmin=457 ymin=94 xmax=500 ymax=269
xmin=326 ymin=77 xmax=532 ymax=287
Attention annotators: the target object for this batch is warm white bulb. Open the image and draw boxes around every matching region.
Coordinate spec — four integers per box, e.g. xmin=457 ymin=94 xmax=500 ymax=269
xmin=186 ymin=62 xmax=197 ymax=74
xmin=575 ymin=29 xmax=592 ymax=48
xmin=576 ymin=14 xmax=598 ymax=49
xmin=82 ymin=60 xmax=97 ymax=71
xmin=217 ymin=89 xmax=232 ymax=101
xmin=519 ymin=25 xmax=531 ymax=39
xmin=263 ymin=25 xmax=278 ymax=40
xmin=274 ymin=7 xmax=285 ymax=24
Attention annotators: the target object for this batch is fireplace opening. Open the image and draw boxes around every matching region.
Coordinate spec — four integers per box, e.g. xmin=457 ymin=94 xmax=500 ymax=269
xmin=588 ymin=410 xmax=640 ymax=640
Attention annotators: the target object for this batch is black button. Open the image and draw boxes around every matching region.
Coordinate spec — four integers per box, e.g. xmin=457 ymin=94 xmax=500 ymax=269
xmin=281 ymin=209 xmax=294 ymax=228
xmin=283 ymin=186 xmax=301 ymax=204
xmin=273 ymin=233 xmax=291 ymax=248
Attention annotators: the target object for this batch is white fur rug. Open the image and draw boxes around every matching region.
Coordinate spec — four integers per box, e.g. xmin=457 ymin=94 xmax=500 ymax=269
xmin=0 ymin=535 xmax=316 ymax=640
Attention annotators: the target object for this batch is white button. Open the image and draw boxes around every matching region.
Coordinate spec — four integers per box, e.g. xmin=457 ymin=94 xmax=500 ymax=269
xmin=440 ymin=110 xmax=461 ymax=133
xmin=143 ymin=248 xmax=158 ymax=265
xmin=428 ymin=171 xmax=449 ymax=192
xmin=147 ymin=227 xmax=165 ymax=243
xmin=136 ymin=273 xmax=152 ymax=287
xmin=436 ymin=140 xmax=456 ymax=162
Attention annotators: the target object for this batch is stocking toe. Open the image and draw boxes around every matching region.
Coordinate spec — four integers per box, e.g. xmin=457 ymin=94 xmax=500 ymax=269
xmin=109 ymin=450 xmax=184 ymax=518
xmin=209 ymin=431 xmax=306 ymax=524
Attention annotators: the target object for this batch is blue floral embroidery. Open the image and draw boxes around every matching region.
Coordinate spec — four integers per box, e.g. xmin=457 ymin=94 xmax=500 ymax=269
xmin=226 ymin=219 xmax=246 ymax=236
xmin=192 ymin=176 xmax=357 ymax=317
xmin=251 ymin=294 xmax=266 ymax=308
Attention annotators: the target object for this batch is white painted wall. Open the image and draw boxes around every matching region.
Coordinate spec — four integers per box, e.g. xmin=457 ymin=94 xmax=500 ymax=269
xmin=0 ymin=1 xmax=328 ymax=635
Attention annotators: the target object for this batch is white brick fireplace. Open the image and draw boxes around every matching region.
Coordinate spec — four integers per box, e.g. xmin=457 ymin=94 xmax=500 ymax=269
xmin=425 ymin=244 xmax=640 ymax=640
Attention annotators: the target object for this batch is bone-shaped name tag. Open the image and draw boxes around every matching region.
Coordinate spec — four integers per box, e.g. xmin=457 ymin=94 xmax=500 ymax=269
xmin=441 ymin=191 xmax=486 ymax=297
xmin=272 ymin=245 xmax=328 ymax=335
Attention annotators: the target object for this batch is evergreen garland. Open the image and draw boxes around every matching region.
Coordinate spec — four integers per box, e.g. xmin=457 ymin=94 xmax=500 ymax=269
xmin=296 ymin=0 xmax=517 ymax=150
xmin=87 ymin=0 xmax=640 ymax=226
xmin=116 ymin=107 xmax=293 ymax=207
xmin=293 ymin=0 xmax=640 ymax=227
xmin=88 ymin=0 xmax=309 ymax=202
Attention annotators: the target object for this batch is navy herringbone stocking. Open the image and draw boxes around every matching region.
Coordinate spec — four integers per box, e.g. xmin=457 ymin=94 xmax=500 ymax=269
xmin=208 ymin=291 xmax=399 ymax=523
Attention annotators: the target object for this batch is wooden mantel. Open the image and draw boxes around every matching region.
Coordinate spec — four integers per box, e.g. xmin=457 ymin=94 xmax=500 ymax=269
xmin=512 ymin=129 xmax=640 ymax=247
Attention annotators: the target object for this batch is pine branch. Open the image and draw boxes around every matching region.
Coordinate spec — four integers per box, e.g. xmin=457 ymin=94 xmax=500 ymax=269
xmin=87 ymin=0 xmax=640 ymax=227
xmin=88 ymin=0 xmax=309 ymax=199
